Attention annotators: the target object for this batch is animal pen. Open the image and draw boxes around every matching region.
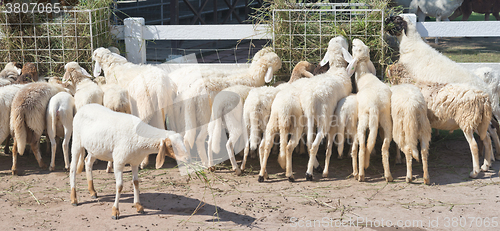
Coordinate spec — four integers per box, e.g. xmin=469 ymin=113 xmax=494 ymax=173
xmin=0 ymin=7 xmax=112 ymax=76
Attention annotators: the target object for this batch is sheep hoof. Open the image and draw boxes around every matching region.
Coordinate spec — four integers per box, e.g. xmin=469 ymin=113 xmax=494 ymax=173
xmin=481 ymin=164 xmax=490 ymax=172
xmin=469 ymin=170 xmax=480 ymax=178
xmin=386 ymin=175 xmax=394 ymax=182
xmin=112 ymin=206 xmax=120 ymax=220
xmin=234 ymin=168 xmax=242 ymax=176
xmin=135 ymin=203 xmax=144 ymax=214
xmin=322 ymin=172 xmax=328 ymax=178
xmin=111 ymin=215 xmax=119 ymax=220
xmin=288 ymin=176 xmax=295 ymax=182
xmin=423 ymin=178 xmax=430 ymax=185
xmin=208 ymin=166 xmax=216 ymax=172
xmin=405 ymin=177 xmax=412 ymax=183
xmin=314 ymin=165 xmax=323 ymax=173
xmin=11 ymin=169 xmax=18 ymax=175
xmin=305 ymin=173 xmax=313 ymax=181
xmin=258 ymin=176 xmax=265 ymax=182
xmin=71 ymin=203 xmax=78 ymax=206
xmin=64 ymin=167 xmax=69 ymax=172
xmin=358 ymin=175 xmax=365 ymax=182
xmin=91 ymin=194 xmax=98 ymax=199
xmin=40 ymin=162 xmax=48 ymax=169
xmin=106 ymin=167 xmax=113 ymax=173
xmin=49 ymin=166 xmax=55 ymax=172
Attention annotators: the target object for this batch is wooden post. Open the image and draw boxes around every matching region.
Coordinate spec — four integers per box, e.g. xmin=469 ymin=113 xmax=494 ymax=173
xmin=124 ymin=17 xmax=146 ymax=64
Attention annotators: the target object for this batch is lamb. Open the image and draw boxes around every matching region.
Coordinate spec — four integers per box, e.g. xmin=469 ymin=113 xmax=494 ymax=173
xmin=10 ymin=82 xmax=65 ymax=175
xmin=174 ymin=50 xmax=281 ymax=167
xmin=386 ymin=15 xmax=494 ymax=177
xmin=46 ymin=91 xmax=75 ymax=171
xmin=15 ymin=62 xmax=38 ymax=84
xmin=409 ymin=0 xmax=464 ymax=22
xmin=300 ymin=36 xmax=352 ymax=181
xmin=0 ymin=84 xmax=24 ymax=155
xmin=390 ymin=84 xmax=432 ymax=184
xmin=63 ymin=62 xmax=103 ymax=109
xmin=207 ymin=85 xmax=252 ymax=175
xmin=347 ymin=38 xmax=393 ymax=182
xmin=323 ymin=94 xmax=357 ymax=178
xmin=0 ymin=62 xmax=22 ymax=87
xmin=100 ymin=83 xmax=131 ymax=114
xmin=69 ymin=104 xmax=189 ymax=220
xmin=93 ymin=48 xmax=178 ymax=168
xmin=240 ymin=61 xmax=314 ymax=171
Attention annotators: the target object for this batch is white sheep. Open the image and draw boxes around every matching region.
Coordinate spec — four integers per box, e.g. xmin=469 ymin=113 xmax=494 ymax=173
xmin=10 ymin=82 xmax=65 ymax=175
xmin=69 ymin=104 xmax=189 ymax=220
xmin=387 ymin=15 xmax=494 ymax=177
xmin=323 ymin=94 xmax=358 ymax=178
xmin=0 ymin=84 xmax=24 ymax=155
xmin=347 ymin=38 xmax=393 ymax=182
xmin=300 ymin=36 xmax=352 ymax=181
xmin=46 ymin=91 xmax=75 ymax=171
xmin=63 ymin=62 xmax=103 ymax=109
xmin=390 ymin=84 xmax=432 ymax=184
xmin=240 ymin=61 xmax=314 ymax=171
xmin=409 ymin=0 xmax=464 ymax=22
xmin=207 ymin=85 xmax=252 ymax=175
xmin=0 ymin=62 xmax=22 ymax=87
xmin=93 ymin=47 xmax=178 ymax=168
xmin=100 ymin=83 xmax=132 ymax=114
xmin=174 ymin=51 xmax=281 ymax=167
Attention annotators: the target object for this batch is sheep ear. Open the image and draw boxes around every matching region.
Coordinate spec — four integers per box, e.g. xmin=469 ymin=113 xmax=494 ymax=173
xmin=93 ymin=61 xmax=102 ymax=77
xmin=62 ymin=71 xmax=71 ymax=83
xmin=264 ymin=66 xmax=274 ymax=83
xmin=346 ymin=58 xmax=358 ymax=77
xmin=341 ymin=47 xmax=354 ymax=63
xmin=80 ymin=67 xmax=92 ymax=78
xmin=111 ymin=53 xmax=127 ymax=62
xmin=320 ymin=52 xmax=330 ymax=67
xmin=367 ymin=60 xmax=377 ymax=75
xmin=16 ymin=68 xmax=22 ymax=75
xmin=156 ymin=139 xmax=167 ymax=169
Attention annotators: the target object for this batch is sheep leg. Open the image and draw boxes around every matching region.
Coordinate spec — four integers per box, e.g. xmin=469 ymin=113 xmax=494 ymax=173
xmin=240 ymin=141 xmax=250 ymax=171
xmin=395 ymin=147 xmax=403 ymax=165
xmin=488 ymin=126 xmax=500 ymax=161
xmin=286 ymin=125 xmax=302 ymax=182
xmin=463 ymin=130 xmax=481 ymax=178
xmin=323 ymin=129 xmax=335 ymax=178
xmin=106 ymin=161 xmax=113 ymax=173
xmin=4 ymin=135 xmax=11 ymax=154
xmin=70 ymin=144 xmax=85 ymax=206
xmin=380 ymin=115 xmax=393 ymax=182
xmin=11 ymin=140 xmax=18 ymax=175
xmin=481 ymin=132 xmax=492 ymax=172
xmin=112 ymin=163 xmax=124 ymax=220
xmin=258 ymin=130 xmax=275 ymax=182
xmin=357 ymin=116 xmax=369 ymax=182
xmin=131 ymin=165 xmax=144 ymax=214
xmin=351 ymin=136 xmax=359 ymax=179
xmin=404 ymin=147 xmax=413 ymax=183
xmin=226 ymin=134 xmax=242 ymax=176
xmin=62 ymin=126 xmax=72 ymax=171
xmin=421 ymin=141 xmax=430 ymax=185
xmin=206 ymin=128 xmax=214 ymax=169
xmin=306 ymin=117 xmax=314 ymax=150
xmin=85 ymin=155 xmax=97 ymax=199
xmin=195 ymin=125 xmax=209 ymax=167
xmin=305 ymin=130 xmax=324 ymax=181
xmin=139 ymin=155 xmax=149 ymax=169
xmin=48 ymin=132 xmax=57 ymax=171
xmin=30 ymin=139 xmax=47 ymax=169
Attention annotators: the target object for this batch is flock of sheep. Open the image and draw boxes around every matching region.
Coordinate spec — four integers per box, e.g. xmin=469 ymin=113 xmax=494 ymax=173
xmin=0 ymin=15 xmax=499 ymax=219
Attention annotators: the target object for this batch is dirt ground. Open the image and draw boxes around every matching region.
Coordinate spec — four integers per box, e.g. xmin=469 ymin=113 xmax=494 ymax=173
xmin=1 ymin=129 xmax=500 ymax=231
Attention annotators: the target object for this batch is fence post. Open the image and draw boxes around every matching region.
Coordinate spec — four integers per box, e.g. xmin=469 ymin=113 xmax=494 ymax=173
xmin=124 ymin=17 xmax=146 ymax=64
xmin=400 ymin=13 xmax=417 ymax=25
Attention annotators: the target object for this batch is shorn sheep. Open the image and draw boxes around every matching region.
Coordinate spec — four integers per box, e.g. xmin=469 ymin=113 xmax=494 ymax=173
xmin=46 ymin=91 xmax=75 ymax=171
xmin=63 ymin=62 xmax=103 ymax=109
xmin=301 ymin=36 xmax=352 ymax=181
xmin=69 ymin=104 xmax=189 ymax=220
xmin=240 ymin=61 xmax=314 ymax=171
xmin=390 ymin=84 xmax=432 ymax=184
xmin=347 ymin=38 xmax=393 ymax=182
xmin=207 ymin=85 xmax=252 ymax=175
xmin=10 ymin=82 xmax=65 ymax=175
xmin=93 ymin=47 xmax=177 ymax=168
xmin=323 ymin=94 xmax=357 ymax=178
xmin=174 ymin=49 xmax=281 ymax=167
xmin=386 ymin=15 xmax=494 ymax=178
xmin=0 ymin=62 xmax=22 ymax=87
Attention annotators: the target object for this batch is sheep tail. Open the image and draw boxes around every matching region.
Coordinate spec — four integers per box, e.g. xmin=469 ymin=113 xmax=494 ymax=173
xmin=277 ymin=127 xmax=287 ymax=170
xmin=404 ymin=109 xmax=420 ymax=162
xmin=12 ymin=109 xmax=27 ymax=155
xmin=366 ymin=108 xmax=379 ymax=159
xmin=249 ymin=111 xmax=261 ymax=151
xmin=211 ymin=107 xmax=223 ymax=154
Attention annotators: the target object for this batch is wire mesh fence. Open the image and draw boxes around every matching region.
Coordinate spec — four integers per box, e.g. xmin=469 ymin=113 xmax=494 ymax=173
xmin=0 ymin=7 xmax=111 ymax=76
xmin=271 ymin=4 xmax=386 ymax=78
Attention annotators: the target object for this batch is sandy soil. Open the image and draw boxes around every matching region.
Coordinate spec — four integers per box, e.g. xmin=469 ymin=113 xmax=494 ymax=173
xmin=1 ymin=130 xmax=500 ymax=231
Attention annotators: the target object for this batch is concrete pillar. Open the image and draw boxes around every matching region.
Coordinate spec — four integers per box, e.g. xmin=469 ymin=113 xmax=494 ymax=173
xmin=124 ymin=17 xmax=146 ymax=64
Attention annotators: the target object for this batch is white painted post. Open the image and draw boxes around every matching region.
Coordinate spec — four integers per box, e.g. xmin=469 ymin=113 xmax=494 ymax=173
xmin=124 ymin=17 xmax=146 ymax=64
xmin=400 ymin=13 xmax=417 ymax=25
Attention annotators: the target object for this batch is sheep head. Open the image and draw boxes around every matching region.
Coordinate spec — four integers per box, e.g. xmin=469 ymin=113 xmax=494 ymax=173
xmin=156 ymin=133 xmax=190 ymax=169
xmin=250 ymin=52 xmax=282 ymax=83
xmin=290 ymin=61 xmax=314 ymax=82
xmin=320 ymin=36 xmax=349 ymax=69
xmin=63 ymin=62 xmax=92 ymax=84
xmin=15 ymin=62 xmax=38 ymax=84
xmin=2 ymin=62 xmax=22 ymax=75
xmin=0 ymin=62 xmax=22 ymax=81
xmin=92 ymin=47 xmax=128 ymax=77
xmin=347 ymin=39 xmax=376 ymax=77
xmin=385 ymin=15 xmax=408 ymax=37
xmin=252 ymin=47 xmax=274 ymax=63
